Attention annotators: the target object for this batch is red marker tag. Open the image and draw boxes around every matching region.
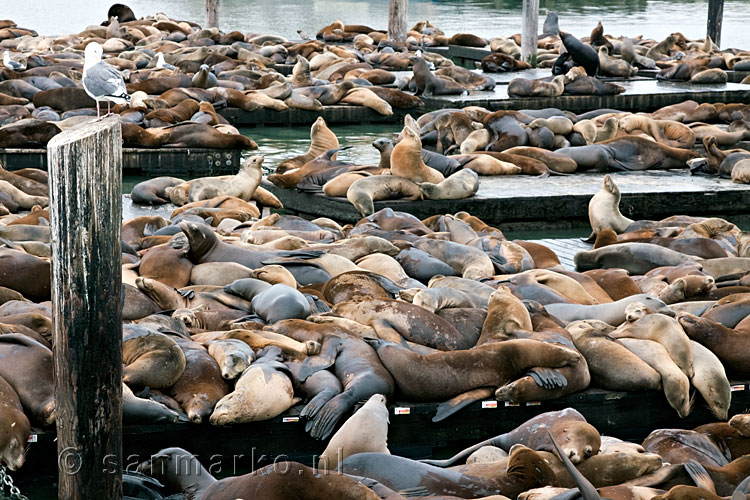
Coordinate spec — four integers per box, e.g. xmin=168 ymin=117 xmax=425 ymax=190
xmin=394 ymin=407 xmax=410 ymax=415
xmin=27 ymin=435 xmax=37 ymax=443
xmin=282 ymin=417 xmax=299 ymax=423
xmin=731 ymin=384 xmax=745 ymax=392
xmin=482 ymin=401 xmax=498 ymax=409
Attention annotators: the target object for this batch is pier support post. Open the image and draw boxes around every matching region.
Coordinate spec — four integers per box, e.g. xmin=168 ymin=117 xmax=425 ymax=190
xmin=707 ymin=0 xmax=723 ymax=47
xmin=389 ymin=0 xmax=408 ymax=42
xmin=47 ymin=115 xmax=123 ymax=500
xmin=521 ymin=0 xmax=539 ymax=65
xmin=206 ymin=0 xmax=220 ymax=29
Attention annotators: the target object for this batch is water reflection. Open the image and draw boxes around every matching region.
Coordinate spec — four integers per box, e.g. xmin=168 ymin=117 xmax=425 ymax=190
xmin=4 ymin=0 xmax=748 ymax=48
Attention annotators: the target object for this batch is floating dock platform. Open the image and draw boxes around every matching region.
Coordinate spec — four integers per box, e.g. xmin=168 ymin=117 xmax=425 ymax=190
xmin=264 ymin=171 xmax=750 ymax=231
xmin=0 ymin=147 xmax=243 ymax=176
xmin=14 ymin=379 xmax=750 ymax=492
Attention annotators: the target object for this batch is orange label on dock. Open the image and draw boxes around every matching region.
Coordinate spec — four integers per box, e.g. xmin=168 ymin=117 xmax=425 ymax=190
xmin=731 ymin=384 xmax=745 ymax=392
xmin=394 ymin=407 xmax=410 ymax=415
xmin=482 ymin=401 xmax=498 ymax=408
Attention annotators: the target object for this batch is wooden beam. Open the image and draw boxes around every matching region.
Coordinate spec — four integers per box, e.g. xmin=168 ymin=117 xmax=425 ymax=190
xmin=388 ymin=0 xmax=408 ymax=42
xmin=707 ymin=0 xmax=724 ymax=47
xmin=206 ymin=0 xmax=220 ymax=29
xmin=521 ymin=0 xmax=540 ymax=65
xmin=47 ymin=115 xmax=123 ymax=500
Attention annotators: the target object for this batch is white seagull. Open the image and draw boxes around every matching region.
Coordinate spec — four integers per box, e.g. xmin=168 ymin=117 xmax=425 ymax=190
xmin=82 ymin=42 xmax=130 ymax=119
xmin=3 ymin=51 xmax=25 ymax=71
xmin=155 ymin=53 xmax=176 ymax=71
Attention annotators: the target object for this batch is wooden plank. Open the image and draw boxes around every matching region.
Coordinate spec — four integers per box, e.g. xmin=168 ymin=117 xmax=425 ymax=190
xmin=388 ymin=0 xmax=408 ymax=42
xmin=707 ymin=0 xmax=724 ymax=47
xmin=521 ymin=0 xmax=539 ymax=64
xmin=48 ymin=116 xmax=123 ymax=499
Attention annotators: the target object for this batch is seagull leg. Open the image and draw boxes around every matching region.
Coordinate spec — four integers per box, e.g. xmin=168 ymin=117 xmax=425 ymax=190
xmin=91 ymin=100 xmax=104 ymax=123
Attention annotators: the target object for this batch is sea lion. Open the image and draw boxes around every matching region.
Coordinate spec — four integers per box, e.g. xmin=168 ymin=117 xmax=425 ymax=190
xmin=167 ymin=337 xmax=228 ymax=424
xmin=319 ymin=393 xmax=389 ymax=470
xmin=346 ymin=175 xmax=422 ymax=217
xmin=643 ymin=428 xmax=728 ymax=468
xmin=677 ymin=313 xmax=750 ymax=375
xmin=618 ymin=338 xmax=691 ymax=417
xmin=332 ymin=298 xmax=474 ymax=350
xmin=508 ymin=75 xmax=565 ymax=97
xmin=0 ymin=334 xmax=55 ymax=425
xmin=191 ymin=64 xmax=218 ymax=89
xmin=611 ymin=312 xmax=694 ymax=377
xmin=598 ymin=47 xmax=636 ymax=77
xmin=411 ymin=56 xmax=468 ymax=97
xmin=478 ymin=286 xmax=533 ymax=344
xmin=130 ymin=176 xmax=185 ymax=205
xmin=424 ymin=408 xmax=599 ymax=467
xmin=206 ymin=339 xmax=256 ymax=380
xmin=575 ymin=243 xmax=701 ymax=275
xmin=138 ymin=243 xmax=193 ymax=289
xmin=368 ymin=337 xmax=580 ymax=401
xmin=307 ymin=336 xmax=394 ymax=439
xmin=122 ymin=383 xmax=180 ymax=424
xmin=391 ymin=125 xmax=444 ymax=183
xmin=560 ymin=31 xmax=599 ymax=76
xmin=557 ymin=136 xmax=699 ymax=171
xmin=414 ymin=237 xmax=495 ymax=280
xmin=0 ymin=374 xmax=29 ymax=470
xmin=209 ymin=347 xmax=294 ymax=424
xmin=567 ymin=320 xmax=662 ymax=391
xmin=0 ymin=248 xmax=50 ymax=302
xmin=122 ymin=326 xmax=186 ymax=389
xmin=546 ymin=294 xmax=672 ymax=325
xmin=419 ymin=168 xmax=478 ymax=200
xmin=589 ymin=175 xmax=634 ymax=237
xmin=341 ymin=445 xmax=557 ymax=498
xmin=224 ymin=279 xmax=311 ymax=323
xmin=188 ymin=156 xmax=262 ymax=203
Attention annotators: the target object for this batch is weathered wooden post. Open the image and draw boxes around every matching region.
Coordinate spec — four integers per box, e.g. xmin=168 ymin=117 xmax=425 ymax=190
xmin=388 ymin=0 xmax=408 ymax=42
xmin=521 ymin=0 xmax=539 ymax=65
xmin=206 ymin=0 xmax=220 ymax=29
xmin=47 ymin=115 xmax=123 ymax=500
xmin=707 ymin=0 xmax=724 ymax=47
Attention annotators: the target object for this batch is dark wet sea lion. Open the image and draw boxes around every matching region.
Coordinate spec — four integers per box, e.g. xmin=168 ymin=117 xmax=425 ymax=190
xmin=0 ymin=248 xmax=50 ymax=302
xmin=130 ymin=176 xmax=185 ymax=205
xmin=411 ymin=57 xmax=467 ymax=97
xmin=0 ymin=119 xmax=60 ymax=148
xmin=560 ymin=31 xmax=599 ymax=76
xmin=557 ymin=137 xmax=699 ymax=172
xmin=0 ymin=334 xmax=55 ymax=425
xmin=307 ymin=337 xmax=394 ymax=440
xmin=341 ymin=445 xmax=558 ymax=498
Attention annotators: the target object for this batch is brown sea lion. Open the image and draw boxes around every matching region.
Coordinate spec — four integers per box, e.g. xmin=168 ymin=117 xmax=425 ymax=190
xmin=368 ymin=337 xmax=580 ymax=401
xmin=0 ymin=374 xmax=30 ymax=470
xmin=122 ymin=326 xmax=187 ymax=389
xmin=642 ymin=428 xmax=728 ymax=468
xmin=276 ymin=117 xmax=339 ymax=174
xmin=677 ymin=312 xmax=750 ymax=375
xmin=0 ymin=334 xmax=55 ymax=425
xmin=508 ymin=76 xmax=565 ymax=97
xmin=391 ymin=125 xmax=444 ymax=183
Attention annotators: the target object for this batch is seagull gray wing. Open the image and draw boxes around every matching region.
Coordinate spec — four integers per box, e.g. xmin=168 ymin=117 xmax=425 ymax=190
xmin=83 ymin=61 xmax=128 ymax=99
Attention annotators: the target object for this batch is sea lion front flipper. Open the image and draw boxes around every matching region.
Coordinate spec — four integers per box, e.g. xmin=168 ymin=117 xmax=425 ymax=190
xmin=419 ymin=432 xmax=502 ymax=467
xmin=684 ymin=460 xmax=716 ymax=493
xmin=371 ymin=318 xmax=411 ymax=347
xmin=176 ymin=289 xmax=195 ymax=299
xmin=529 ymin=367 xmax=568 ymax=390
xmin=273 ymin=249 xmax=326 ymax=260
xmin=298 ymin=336 xmax=342 ymax=382
xmin=432 ymin=387 xmax=494 ymax=423
xmin=548 ymin=430 xmax=601 ymax=500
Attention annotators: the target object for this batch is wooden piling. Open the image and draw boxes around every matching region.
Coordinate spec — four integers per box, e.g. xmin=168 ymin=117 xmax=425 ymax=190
xmin=47 ymin=115 xmax=123 ymax=500
xmin=521 ymin=0 xmax=539 ymax=65
xmin=388 ymin=0 xmax=408 ymax=42
xmin=206 ymin=0 xmax=220 ymax=29
xmin=707 ymin=0 xmax=724 ymax=47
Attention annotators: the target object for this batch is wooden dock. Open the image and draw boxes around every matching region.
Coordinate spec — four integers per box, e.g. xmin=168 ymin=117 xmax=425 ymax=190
xmin=263 ymin=170 xmax=750 ymax=231
xmin=13 ymin=380 xmax=750 ymax=489
xmin=219 ymin=105 xmax=415 ymax=127
xmin=533 ymin=238 xmax=592 ymax=269
xmin=0 ymin=147 xmax=242 ymax=176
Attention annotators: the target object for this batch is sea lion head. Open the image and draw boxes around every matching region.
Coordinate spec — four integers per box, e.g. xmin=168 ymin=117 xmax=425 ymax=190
xmin=554 ymin=421 xmax=601 ymax=464
xmin=602 ymin=174 xmax=619 ymax=196
xmin=241 ymin=154 xmax=264 ymax=173
xmin=506 ymin=444 xmax=559 ymax=488
xmin=0 ymin=408 xmax=29 ymax=470
xmin=372 ymin=137 xmax=393 ymax=153
xmin=624 ymin=301 xmax=648 ymax=322
xmin=730 ymin=413 xmax=750 ymax=437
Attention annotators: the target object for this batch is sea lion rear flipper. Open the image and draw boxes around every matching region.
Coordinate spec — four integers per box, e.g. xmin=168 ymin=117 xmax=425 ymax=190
xmin=582 ymin=231 xmax=596 ymax=243
xmin=684 ymin=460 xmax=716 ymax=493
xmin=620 ymin=464 xmax=684 ymax=487
xmin=176 ymin=289 xmax=195 ymax=299
xmin=548 ymin=430 xmax=601 ymax=500
xmin=419 ymin=432 xmax=502 ymax=467
xmin=296 ymin=182 xmax=324 ymax=193
xmin=529 ymin=367 xmax=568 ymax=390
xmin=371 ymin=318 xmax=411 ymax=347
xmin=300 ymin=388 xmax=338 ymax=421
xmin=298 ymin=337 xmax=342 ymax=382
xmin=273 ymin=249 xmax=326 ymax=259
xmin=309 ymin=392 xmax=350 ymax=440
xmin=432 ymin=387 xmax=494 ymax=423
xmin=549 ymin=488 xmax=583 ymax=500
